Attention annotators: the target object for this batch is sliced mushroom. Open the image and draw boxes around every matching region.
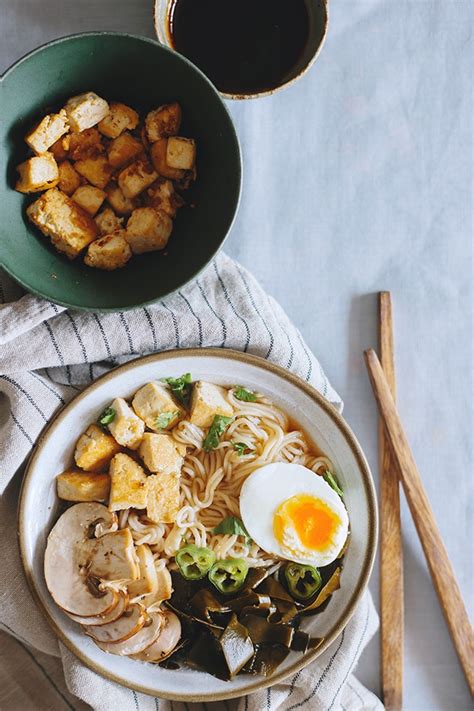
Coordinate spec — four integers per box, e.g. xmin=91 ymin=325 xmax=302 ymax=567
xmin=130 ymin=611 xmax=181 ymax=662
xmin=66 ymin=591 xmax=129 ymax=626
xmin=44 ymin=503 xmax=119 ymax=616
xmin=85 ymin=603 xmax=147 ymax=643
xmin=127 ymin=544 xmax=158 ymax=598
xmin=89 ymin=529 xmax=140 ymax=581
xmin=95 ymin=611 xmax=164 ymax=656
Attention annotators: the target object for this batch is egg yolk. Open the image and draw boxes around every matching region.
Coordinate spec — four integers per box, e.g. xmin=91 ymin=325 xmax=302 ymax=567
xmin=273 ymin=494 xmax=341 ymax=551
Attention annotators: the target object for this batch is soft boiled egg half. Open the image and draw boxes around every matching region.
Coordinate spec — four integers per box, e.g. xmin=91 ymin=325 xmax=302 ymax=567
xmin=240 ymin=463 xmax=349 ymax=567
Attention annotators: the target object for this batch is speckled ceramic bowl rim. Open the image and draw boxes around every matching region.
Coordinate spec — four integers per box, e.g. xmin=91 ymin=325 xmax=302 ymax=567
xmin=153 ymin=0 xmax=329 ymax=100
xmin=18 ymin=348 xmax=377 ymax=702
xmin=1 ymin=32 xmax=242 ymax=312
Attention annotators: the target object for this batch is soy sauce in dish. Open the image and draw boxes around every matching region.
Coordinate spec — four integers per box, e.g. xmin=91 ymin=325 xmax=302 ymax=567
xmin=168 ymin=0 xmax=310 ymax=95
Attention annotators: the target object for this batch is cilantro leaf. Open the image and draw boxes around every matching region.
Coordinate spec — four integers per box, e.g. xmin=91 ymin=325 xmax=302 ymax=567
xmin=155 ymin=410 xmax=180 ymax=430
xmin=203 ymin=415 xmax=233 ymax=452
xmin=160 ymin=373 xmax=193 ymax=407
xmin=98 ymin=407 xmax=116 ymax=426
xmin=234 ymin=385 xmax=258 ymax=402
xmin=323 ymin=471 xmax=344 ymax=498
xmin=213 ymin=516 xmax=252 ymax=542
xmin=232 ymin=441 xmax=253 ymax=456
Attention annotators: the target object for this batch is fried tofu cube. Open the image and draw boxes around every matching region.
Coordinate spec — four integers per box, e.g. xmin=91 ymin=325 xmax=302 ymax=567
xmin=25 ymin=110 xmax=69 ymax=155
xmin=150 ymin=139 xmax=185 ymax=180
xmin=98 ymin=102 xmax=139 ymax=139
xmin=189 ymin=381 xmax=234 ymax=428
xmin=56 ymin=470 xmax=111 ymax=502
xmin=107 ymin=397 xmax=145 ymax=449
xmin=26 ymin=188 xmax=98 ymax=259
xmin=139 ymin=433 xmax=184 ymax=474
xmin=95 ymin=207 xmax=123 ymax=235
xmin=145 ymin=103 xmax=182 ymax=143
xmin=50 ymin=135 xmax=70 ymax=161
xmin=71 ymin=185 xmax=106 ymax=216
xmin=146 ymin=472 xmax=180 ymax=523
xmin=74 ymin=423 xmax=122 ymax=471
xmin=68 ymin=127 xmax=105 ymax=160
xmin=108 ymin=453 xmax=148 ymax=511
xmin=75 ymin=156 xmax=113 ymax=189
xmin=84 ymin=232 xmax=132 ymax=270
xmin=105 ymin=184 xmax=139 ymax=215
xmin=166 ymin=137 xmax=196 ymax=170
xmin=132 ymin=382 xmax=184 ymax=431
xmin=144 ymin=179 xmax=184 ymax=217
xmin=15 ymin=153 xmax=59 ymax=193
xmin=118 ymin=159 xmax=157 ymax=199
xmin=108 ymin=132 xmax=143 ymax=168
xmin=125 ymin=207 xmax=172 ymax=254
xmin=57 ymin=160 xmax=82 ymax=196
xmin=64 ymin=92 xmax=109 ymax=132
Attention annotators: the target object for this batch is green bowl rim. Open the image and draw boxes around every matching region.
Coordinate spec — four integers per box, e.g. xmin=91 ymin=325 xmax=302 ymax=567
xmin=1 ymin=31 xmax=242 ymax=312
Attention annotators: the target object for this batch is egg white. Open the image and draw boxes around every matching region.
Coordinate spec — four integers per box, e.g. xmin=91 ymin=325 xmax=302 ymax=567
xmin=239 ymin=462 xmax=349 ymax=567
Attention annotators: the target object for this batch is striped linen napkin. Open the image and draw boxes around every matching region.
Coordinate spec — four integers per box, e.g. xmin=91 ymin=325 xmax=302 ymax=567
xmin=0 ymin=252 xmax=381 ymax=711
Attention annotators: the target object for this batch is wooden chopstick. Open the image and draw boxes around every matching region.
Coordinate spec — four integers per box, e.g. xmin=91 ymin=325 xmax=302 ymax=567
xmin=365 ymin=348 xmax=474 ymax=696
xmin=379 ymin=293 xmax=404 ymax=711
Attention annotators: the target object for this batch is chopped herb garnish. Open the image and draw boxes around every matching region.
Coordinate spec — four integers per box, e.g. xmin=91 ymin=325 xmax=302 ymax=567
xmin=323 ymin=471 xmax=344 ymax=498
xmin=203 ymin=415 xmax=233 ymax=452
xmin=97 ymin=407 xmax=116 ymax=426
xmin=232 ymin=441 xmax=253 ymax=456
xmin=234 ymin=385 xmax=258 ymax=402
xmin=155 ymin=410 xmax=180 ymax=430
xmin=160 ymin=372 xmax=193 ymax=407
xmin=213 ymin=516 xmax=252 ymax=543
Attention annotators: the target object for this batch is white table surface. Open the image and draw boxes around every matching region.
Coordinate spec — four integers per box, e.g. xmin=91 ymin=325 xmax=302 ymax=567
xmin=1 ymin=1 xmax=472 ymax=710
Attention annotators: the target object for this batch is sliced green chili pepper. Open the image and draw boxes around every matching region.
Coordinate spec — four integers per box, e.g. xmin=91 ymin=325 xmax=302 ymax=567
xmin=284 ymin=562 xmax=322 ymax=601
xmin=208 ymin=558 xmax=249 ymax=595
xmin=175 ymin=544 xmax=216 ymax=580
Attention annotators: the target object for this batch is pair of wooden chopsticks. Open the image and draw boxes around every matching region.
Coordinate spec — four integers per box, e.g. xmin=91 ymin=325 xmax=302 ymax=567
xmin=366 ymin=292 xmax=474 ymax=709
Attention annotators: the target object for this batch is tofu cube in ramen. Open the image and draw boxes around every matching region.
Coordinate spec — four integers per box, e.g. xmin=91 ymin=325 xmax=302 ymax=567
xmin=56 ymin=470 xmax=111 ymax=502
xmin=107 ymin=397 xmax=145 ymax=449
xmin=189 ymin=381 xmax=234 ymax=428
xmin=132 ymin=381 xmax=184 ymax=431
xmin=74 ymin=423 xmax=121 ymax=471
xmin=139 ymin=433 xmax=184 ymax=473
xmin=146 ymin=472 xmax=180 ymax=523
xmin=108 ymin=453 xmax=148 ymax=511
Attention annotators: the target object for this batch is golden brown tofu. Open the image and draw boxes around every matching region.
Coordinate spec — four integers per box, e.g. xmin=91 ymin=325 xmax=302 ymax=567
xmin=15 ymin=153 xmax=59 ymax=193
xmin=139 ymin=433 xmax=184 ymax=474
xmin=107 ymin=397 xmax=145 ymax=449
xmin=74 ymin=423 xmax=122 ymax=471
xmin=64 ymin=92 xmax=109 ymax=132
xmin=189 ymin=381 xmax=234 ymax=428
xmin=56 ymin=470 xmax=111 ymax=502
xmin=166 ymin=137 xmax=196 ymax=170
xmin=57 ymin=160 xmax=82 ymax=196
xmin=68 ymin=127 xmax=105 ymax=160
xmin=108 ymin=132 xmax=143 ymax=169
xmin=95 ymin=207 xmax=123 ymax=235
xmin=26 ymin=188 xmax=98 ymax=259
xmin=132 ymin=381 xmax=184 ymax=431
xmin=118 ymin=158 xmax=157 ymax=199
xmin=105 ymin=183 xmax=139 ymax=216
xmin=146 ymin=472 xmax=180 ymax=523
xmin=143 ymin=179 xmax=184 ymax=217
xmin=75 ymin=156 xmax=113 ymax=189
xmin=145 ymin=103 xmax=182 ymax=142
xmin=71 ymin=185 xmax=106 ymax=216
xmin=108 ymin=453 xmax=148 ymax=512
xmin=125 ymin=208 xmax=173 ymax=254
xmin=84 ymin=232 xmax=132 ymax=271
xmin=25 ymin=110 xmax=69 ymax=155
xmin=150 ymin=139 xmax=185 ymax=180
xmin=98 ymin=102 xmax=139 ymax=139
xmin=50 ymin=135 xmax=70 ymax=161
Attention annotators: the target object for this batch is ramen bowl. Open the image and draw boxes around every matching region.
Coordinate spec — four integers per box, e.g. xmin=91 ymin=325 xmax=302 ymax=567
xmin=0 ymin=33 xmax=241 ymax=311
xmin=19 ymin=349 xmax=377 ymax=701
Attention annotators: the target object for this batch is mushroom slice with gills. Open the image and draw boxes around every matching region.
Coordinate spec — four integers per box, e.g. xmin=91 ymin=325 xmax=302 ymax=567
xmin=130 ymin=611 xmax=181 ymax=662
xmin=95 ymin=611 xmax=164 ymax=656
xmin=44 ymin=503 xmax=120 ymax=616
xmin=127 ymin=544 xmax=158 ymax=598
xmin=66 ymin=591 xmax=129 ymax=626
xmin=86 ymin=603 xmax=148 ymax=643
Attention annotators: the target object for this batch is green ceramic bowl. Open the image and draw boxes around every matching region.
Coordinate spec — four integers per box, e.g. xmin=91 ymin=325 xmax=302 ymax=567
xmin=0 ymin=32 xmax=242 ymax=311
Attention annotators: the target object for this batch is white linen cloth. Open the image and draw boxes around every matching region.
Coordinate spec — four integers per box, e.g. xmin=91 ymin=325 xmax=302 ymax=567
xmin=0 ymin=253 xmax=381 ymax=711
